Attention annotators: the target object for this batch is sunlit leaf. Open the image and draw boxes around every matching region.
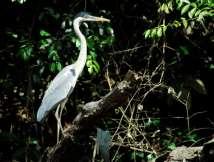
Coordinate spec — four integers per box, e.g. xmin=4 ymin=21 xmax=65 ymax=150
xmin=48 ymin=50 xmax=57 ymax=59
xmin=157 ymin=27 xmax=163 ymax=37
xmin=40 ymin=30 xmax=51 ymax=37
xmin=186 ymin=25 xmax=192 ymax=34
xmin=88 ymin=66 xmax=93 ymax=74
xmin=107 ymin=26 xmax=114 ymax=36
xmin=151 ymin=28 xmax=157 ymax=38
xmin=197 ymin=11 xmax=210 ymax=22
xmin=181 ymin=4 xmax=190 ymax=15
xmin=147 ymin=154 xmax=155 ymax=161
xmin=18 ymin=43 xmax=33 ymax=61
xmin=194 ymin=9 xmax=201 ymax=17
xmin=39 ymin=39 xmax=52 ymax=49
xmin=93 ymin=60 xmax=100 ymax=73
xmin=144 ymin=29 xmax=151 ymax=39
xmin=167 ymin=143 xmax=176 ymax=150
xmin=181 ymin=0 xmax=190 ymax=4
xmin=181 ymin=17 xmax=188 ymax=28
xmin=167 ymin=1 xmax=173 ymax=11
xmin=92 ymin=64 xmax=99 ymax=74
xmin=86 ymin=60 xmax=93 ymax=67
xmin=163 ymin=3 xmax=170 ymax=14
xmin=75 ymin=39 xmax=81 ymax=48
xmin=177 ymin=0 xmax=184 ymax=9
xmin=188 ymin=7 xmax=197 ymax=18
xmin=191 ymin=79 xmax=207 ymax=95
xmin=173 ymin=20 xmax=181 ymax=28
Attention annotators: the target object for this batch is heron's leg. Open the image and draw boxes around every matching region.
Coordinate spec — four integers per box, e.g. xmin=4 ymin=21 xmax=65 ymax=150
xmin=55 ymin=99 xmax=68 ymax=143
xmin=55 ymin=104 xmax=62 ymax=143
xmin=59 ymin=99 xmax=67 ymax=135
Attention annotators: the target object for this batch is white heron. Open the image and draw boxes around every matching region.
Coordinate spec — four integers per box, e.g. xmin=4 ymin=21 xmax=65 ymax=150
xmin=36 ymin=12 xmax=110 ymax=141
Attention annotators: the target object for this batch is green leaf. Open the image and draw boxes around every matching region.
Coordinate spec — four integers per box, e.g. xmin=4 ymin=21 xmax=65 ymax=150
xmin=71 ymin=37 xmax=77 ymax=43
xmin=191 ymin=79 xmax=207 ymax=95
xmin=92 ymin=65 xmax=99 ymax=74
xmin=178 ymin=46 xmax=189 ymax=56
xmin=88 ymin=67 xmax=93 ymax=74
xmin=75 ymin=39 xmax=81 ymax=48
xmin=131 ymin=151 xmax=145 ymax=160
xmin=151 ymin=28 xmax=157 ymax=38
xmin=185 ymin=133 xmax=198 ymax=142
xmin=167 ymin=143 xmax=176 ymax=150
xmin=162 ymin=25 xmax=167 ymax=34
xmin=157 ymin=27 xmax=163 ymax=37
xmin=173 ymin=20 xmax=181 ymax=28
xmin=87 ymin=36 xmax=96 ymax=49
xmin=194 ymin=9 xmax=201 ymax=17
xmin=18 ymin=44 xmax=33 ymax=61
xmin=167 ymin=1 xmax=173 ymax=11
xmin=188 ymin=7 xmax=197 ymax=18
xmin=182 ymin=0 xmax=190 ymax=4
xmin=93 ymin=60 xmax=100 ymax=73
xmin=197 ymin=11 xmax=210 ymax=22
xmin=181 ymin=17 xmax=188 ymax=28
xmin=50 ymin=63 xmax=56 ymax=72
xmin=40 ymin=30 xmax=50 ymax=37
xmin=181 ymin=4 xmax=190 ymax=15
xmin=56 ymin=62 xmax=62 ymax=71
xmin=186 ymin=25 xmax=192 ymax=34
xmin=48 ymin=50 xmax=57 ymax=59
xmin=191 ymin=2 xmax=197 ymax=8
xmin=177 ymin=1 xmax=183 ymax=9
xmin=144 ymin=29 xmax=151 ymax=39
xmin=7 ymin=31 xmax=18 ymax=38
xmin=209 ymin=64 xmax=214 ymax=70
xmin=39 ymin=38 xmax=52 ymax=49
xmin=86 ymin=60 xmax=93 ymax=67
xmin=147 ymin=154 xmax=155 ymax=161
xmin=89 ymin=50 xmax=97 ymax=58
xmin=162 ymin=3 xmax=170 ymax=14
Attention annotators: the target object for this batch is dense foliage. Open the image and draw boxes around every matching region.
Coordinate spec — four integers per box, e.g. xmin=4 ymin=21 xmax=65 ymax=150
xmin=0 ymin=0 xmax=213 ymax=161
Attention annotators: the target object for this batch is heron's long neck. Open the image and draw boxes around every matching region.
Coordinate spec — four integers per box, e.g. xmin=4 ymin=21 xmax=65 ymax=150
xmin=73 ymin=19 xmax=87 ymax=75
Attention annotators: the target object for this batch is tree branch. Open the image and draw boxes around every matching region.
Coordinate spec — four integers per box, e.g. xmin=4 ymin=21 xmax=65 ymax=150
xmin=44 ymin=70 xmax=140 ymax=162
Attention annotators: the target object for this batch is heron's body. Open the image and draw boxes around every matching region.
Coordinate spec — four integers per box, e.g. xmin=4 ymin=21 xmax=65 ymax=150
xmin=36 ymin=12 xmax=110 ymax=130
xmin=37 ymin=64 xmax=77 ymax=122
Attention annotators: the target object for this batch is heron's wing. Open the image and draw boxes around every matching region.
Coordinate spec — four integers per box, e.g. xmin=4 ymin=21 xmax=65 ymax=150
xmin=43 ymin=65 xmax=77 ymax=99
xmin=37 ymin=65 xmax=78 ymax=122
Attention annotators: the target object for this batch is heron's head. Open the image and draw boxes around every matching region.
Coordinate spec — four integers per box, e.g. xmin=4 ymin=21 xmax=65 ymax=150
xmin=75 ymin=12 xmax=110 ymax=23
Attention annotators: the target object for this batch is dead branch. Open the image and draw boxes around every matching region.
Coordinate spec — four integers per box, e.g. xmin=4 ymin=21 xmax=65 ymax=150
xmin=44 ymin=70 xmax=140 ymax=162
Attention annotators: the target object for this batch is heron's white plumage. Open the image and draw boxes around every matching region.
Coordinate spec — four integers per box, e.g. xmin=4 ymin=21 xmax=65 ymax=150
xmin=37 ymin=65 xmax=78 ymax=122
xmin=36 ymin=12 xmax=110 ymax=123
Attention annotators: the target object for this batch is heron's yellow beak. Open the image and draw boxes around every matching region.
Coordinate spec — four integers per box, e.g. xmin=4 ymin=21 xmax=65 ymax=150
xmin=95 ymin=17 xmax=110 ymax=23
xmin=88 ymin=15 xmax=110 ymax=22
